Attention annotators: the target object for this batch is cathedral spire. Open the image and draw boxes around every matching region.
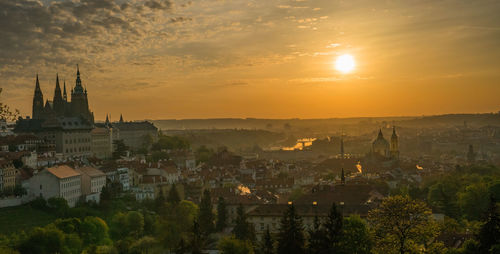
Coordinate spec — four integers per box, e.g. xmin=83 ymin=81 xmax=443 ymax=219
xmin=119 ymin=114 xmax=124 ymax=123
xmin=32 ymin=73 xmax=44 ymax=119
xmin=105 ymin=114 xmax=110 ymax=125
xmin=74 ymin=64 xmax=84 ymax=94
xmin=35 ymin=74 xmax=41 ymax=91
xmin=63 ymin=80 xmax=67 ymax=101
xmin=53 ymin=73 xmax=64 ymax=115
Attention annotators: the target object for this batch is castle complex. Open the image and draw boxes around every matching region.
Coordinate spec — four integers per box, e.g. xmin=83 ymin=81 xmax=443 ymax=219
xmin=32 ymin=65 xmax=94 ymax=124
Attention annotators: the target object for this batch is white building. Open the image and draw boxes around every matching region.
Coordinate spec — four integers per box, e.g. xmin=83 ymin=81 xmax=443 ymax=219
xmin=29 ymin=165 xmax=82 ymax=207
xmin=76 ymin=166 xmax=106 ymax=203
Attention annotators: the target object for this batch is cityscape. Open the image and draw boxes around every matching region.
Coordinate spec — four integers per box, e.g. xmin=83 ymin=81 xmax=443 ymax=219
xmin=1 ymin=1 xmax=500 ymax=254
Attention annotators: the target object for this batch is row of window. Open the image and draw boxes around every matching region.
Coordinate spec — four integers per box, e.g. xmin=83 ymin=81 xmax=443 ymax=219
xmin=62 ymin=188 xmax=80 ymax=198
xmin=62 ymin=180 xmax=79 ymax=188
xmin=64 ymin=137 xmax=90 ymax=144
xmin=65 ymin=146 xmax=91 ymax=153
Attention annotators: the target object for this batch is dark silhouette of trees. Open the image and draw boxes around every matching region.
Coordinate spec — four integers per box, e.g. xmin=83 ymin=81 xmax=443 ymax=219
xmin=198 ymin=189 xmax=215 ymax=235
xmin=477 ymin=195 xmax=500 ymax=253
xmin=277 ymin=204 xmax=305 ymax=254
xmin=167 ymin=184 xmax=181 ymax=205
xmin=307 ymin=215 xmax=327 ymax=254
xmin=112 ymin=139 xmax=129 ymax=159
xmin=232 ymin=204 xmax=255 ymax=242
xmin=216 ymin=196 xmax=227 ymax=232
xmin=261 ymin=226 xmax=275 ymax=254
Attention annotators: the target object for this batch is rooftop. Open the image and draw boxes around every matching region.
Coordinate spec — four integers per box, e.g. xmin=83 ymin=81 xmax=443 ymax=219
xmin=46 ymin=165 xmax=81 ymax=179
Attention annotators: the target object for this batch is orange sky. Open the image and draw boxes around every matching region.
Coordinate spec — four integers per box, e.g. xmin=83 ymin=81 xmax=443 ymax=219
xmin=1 ymin=0 xmax=500 ymax=120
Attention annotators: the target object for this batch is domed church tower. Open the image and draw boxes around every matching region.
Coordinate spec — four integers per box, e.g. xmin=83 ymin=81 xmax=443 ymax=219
xmin=372 ymin=129 xmax=390 ymax=157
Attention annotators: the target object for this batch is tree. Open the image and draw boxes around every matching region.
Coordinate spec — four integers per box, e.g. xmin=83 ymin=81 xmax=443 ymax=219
xmin=167 ymin=184 xmax=181 ymax=205
xmin=18 ymin=226 xmax=67 ymax=254
xmin=477 ymin=196 xmax=500 ymax=253
xmin=80 ymin=216 xmax=111 ymax=246
xmin=458 ymin=183 xmax=490 ymax=221
xmin=323 ymin=202 xmax=343 ymax=252
xmin=232 ymin=204 xmax=255 ymax=242
xmin=198 ymin=189 xmax=215 ymax=235
xmin=216 ymin=196 xmax=227 ymax=232
xmin=175 ymin=238 xmax=188 ymax=254
xmin=158 ymin=200 xmax=198 ymax=250
xmin=0 ymin=88 xmax=19 ymax=121
xmin=112 ymin=139 xmax=129 ymax=159
xmin=277 ymin=204 xmax=305 ymax=254
xmin=191 ymin=220 xmax=204 ymax=254
xmin=218 ymin=237 xmax=254 ymax=254
xmin=427 ymin=179 xmax=460 ymax=218
xmin=337 ymin=215 xmax=372 ymax=254
xmin=155 ymin=188 xmax=166 ymax=212
xmin=307 ymin=215 xmax=327 ymax=254
xmin=47 ymin=197 xmax=69 ymax=217
xmin=261 ymin=226 xmax=275 ymax=254
xmin=368 ymin=195 xmax=439 ymax=254
xmin=195 ymin=145 xmax=214 ymax=164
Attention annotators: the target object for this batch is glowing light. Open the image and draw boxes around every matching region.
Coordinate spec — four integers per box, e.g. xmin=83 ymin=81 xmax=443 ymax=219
xmin=356 ymin=162 xmax=363 ymax=173
xmin=416 ymin=165 xmax=424 ymax=170
xmin=334 ymin=54 xmax=356 ymax=73
xmin=237 ymin=185 xmax=251 ymax=195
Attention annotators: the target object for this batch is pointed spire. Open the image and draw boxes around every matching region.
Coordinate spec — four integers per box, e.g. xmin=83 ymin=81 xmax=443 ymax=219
xmin=119 ymin=114 xmax=124 ymax=123
xmin=105 ymin=114 xmax=110 ymax=124
xmin=340 ymin=135 xmax=345 ymax=159
xmin=377 ymin=129 xmax=384 ymax=139
xmin=34 ymin=73 xmax=42 ymax=94
xmin=35 ymin=73 xmax=40 ymax=88
xmin=63 ymin=80 xmax=67 ymax=101
xmin=74 ymin=64 xmax=84 ymax=93
xmin=341 ymin=168 xmax=345 ymax=185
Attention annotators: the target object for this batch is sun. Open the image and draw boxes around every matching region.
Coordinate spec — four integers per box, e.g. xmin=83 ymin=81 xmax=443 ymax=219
xmin=334 ymin=54 xmax=356 ymax=73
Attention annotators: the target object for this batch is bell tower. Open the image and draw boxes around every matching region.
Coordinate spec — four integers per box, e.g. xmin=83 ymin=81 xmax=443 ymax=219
xmin=390 ymin=126 xmax=399 ymax=159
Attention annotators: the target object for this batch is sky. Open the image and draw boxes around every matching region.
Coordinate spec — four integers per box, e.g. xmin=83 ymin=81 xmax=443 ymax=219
xmin=1 ymin=0 xmax=500 ymax=121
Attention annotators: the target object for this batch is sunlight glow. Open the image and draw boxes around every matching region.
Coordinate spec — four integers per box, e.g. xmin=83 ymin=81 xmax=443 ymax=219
xmin=334 ymin=54 xmax=356 ymax=73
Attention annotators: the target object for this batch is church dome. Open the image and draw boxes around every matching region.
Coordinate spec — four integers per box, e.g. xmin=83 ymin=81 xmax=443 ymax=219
xmin=372 ymin=129 xmax=389 ymax=157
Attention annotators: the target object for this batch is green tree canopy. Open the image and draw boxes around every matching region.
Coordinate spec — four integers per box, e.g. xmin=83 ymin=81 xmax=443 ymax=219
xmin=369 ymin=195 xmax=439 ymax=254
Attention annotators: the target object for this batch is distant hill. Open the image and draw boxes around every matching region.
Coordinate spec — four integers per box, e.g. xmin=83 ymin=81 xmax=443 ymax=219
xmin=151 ymin=113 xmax=500 ymax=131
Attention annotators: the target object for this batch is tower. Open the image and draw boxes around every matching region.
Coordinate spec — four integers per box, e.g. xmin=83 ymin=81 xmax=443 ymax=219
xmin=63 ymin=80 xmax=67 ymax=102
xmin=70 ymin=65 xmax=94 ymax=124
xmin=32 ymin=74 xmax=44 ymax=119
xmin=119 ymin=114 xmax=124 ymax=123
xmin=390 ymin=126 xmax=399 ymax=160
xmin=53 ymin=74 xmax=65 ymax=116
xmin=340 ymin=135 xmax=345 ymax=159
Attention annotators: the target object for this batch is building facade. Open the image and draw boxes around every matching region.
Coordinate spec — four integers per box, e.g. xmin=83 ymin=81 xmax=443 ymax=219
xmin=76 ymin=166 xmax=106 ymax=203
xmin=91 ymin=127 xmax=113 ymax=159
xmin=29 ymin=165 xmax=82 ymax=207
